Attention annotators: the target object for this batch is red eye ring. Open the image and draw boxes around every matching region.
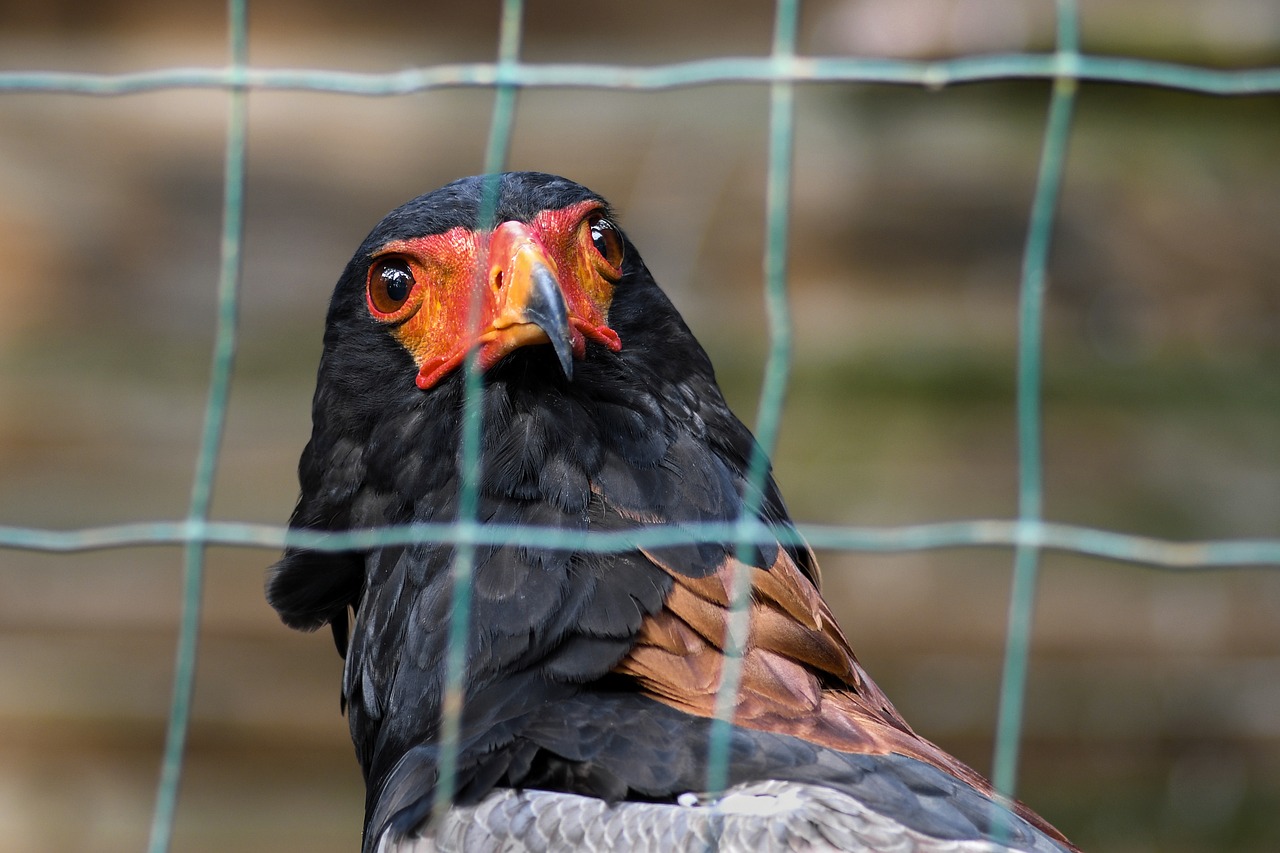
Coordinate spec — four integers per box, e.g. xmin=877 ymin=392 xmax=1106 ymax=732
xmin=367 ymin=256 xmax=418 ymax=319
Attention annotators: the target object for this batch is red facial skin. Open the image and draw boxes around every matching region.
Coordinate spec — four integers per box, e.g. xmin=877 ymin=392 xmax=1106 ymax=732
xmin=364 ymin=200 xmax=623 ymax=390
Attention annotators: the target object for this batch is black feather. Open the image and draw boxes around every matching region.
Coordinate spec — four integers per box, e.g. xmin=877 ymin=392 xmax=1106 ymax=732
xmin=264 ymin=173 xmax=1057 ymax=853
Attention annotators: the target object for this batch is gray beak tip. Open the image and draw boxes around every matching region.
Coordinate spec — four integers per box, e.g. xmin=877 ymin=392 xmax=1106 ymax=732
xmin=526 ymin=263 xmax=575 ymax=381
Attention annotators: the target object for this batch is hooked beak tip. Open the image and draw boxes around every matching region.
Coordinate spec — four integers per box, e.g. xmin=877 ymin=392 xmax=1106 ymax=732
xmin=524 ymin=262 xmax=574 ymax=380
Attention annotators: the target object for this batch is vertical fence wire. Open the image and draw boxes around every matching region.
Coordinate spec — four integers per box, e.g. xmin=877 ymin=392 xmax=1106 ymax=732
xmin=433 ymin=0 xmax=526 ymax=822
xmin=145 ymin=1 xmax=249 ymax=851
xmin=706 ymin=0 xmax=800 ymax=801
xmin=990 ymin=0 xmax=1080 ymax=815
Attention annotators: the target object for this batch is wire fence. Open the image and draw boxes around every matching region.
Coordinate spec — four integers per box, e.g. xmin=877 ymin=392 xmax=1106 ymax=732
xmin=2 ymin=0 xmax=1279 ymax=851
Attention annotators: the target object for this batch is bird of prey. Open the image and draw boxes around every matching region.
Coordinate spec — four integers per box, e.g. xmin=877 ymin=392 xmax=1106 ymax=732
xmin=266 ymin=172 xmax=1079 ymax=853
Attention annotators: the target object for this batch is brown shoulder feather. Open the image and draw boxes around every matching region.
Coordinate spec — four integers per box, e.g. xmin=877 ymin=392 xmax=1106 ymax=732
xmin=614 ymin=543 xmax=1078 ymax=850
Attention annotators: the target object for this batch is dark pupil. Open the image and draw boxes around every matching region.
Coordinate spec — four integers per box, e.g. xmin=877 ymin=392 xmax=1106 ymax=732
xmin=380 ymin=263 xmax=412 ymax=302
xmin=591 ymin=223 xmax=611 ymax=258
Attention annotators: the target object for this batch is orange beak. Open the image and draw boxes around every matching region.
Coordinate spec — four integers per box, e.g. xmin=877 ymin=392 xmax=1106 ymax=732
xmin=410 ymin=221 xmax=581 ymax=390
xmin=477 ymin=220 xmax=576 ymax=380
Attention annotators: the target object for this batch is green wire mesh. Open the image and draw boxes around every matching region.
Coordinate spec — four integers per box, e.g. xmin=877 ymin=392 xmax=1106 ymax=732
xmin=2 ymin=1 xmax=1280 ymax=851
xmin=433 ymin=0 xmax=527 ymax=821
xmin=986 ymin=4 xmax=1080 ymax=832
xmin=149 ymin=3 xmax=248 ymax=850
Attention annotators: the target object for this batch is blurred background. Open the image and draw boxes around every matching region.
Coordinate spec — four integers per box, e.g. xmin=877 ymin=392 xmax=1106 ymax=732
xmin=1 ymin=1 xmax=1278 ymax=850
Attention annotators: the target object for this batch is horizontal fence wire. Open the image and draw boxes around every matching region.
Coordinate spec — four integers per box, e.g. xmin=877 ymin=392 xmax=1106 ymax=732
xmin=5 ymin=53 xmax=1280 ymax=96
xmin=3 ymin=1 xmax=1280 ymax=852
xmin=2 ymin=518 xmax=1280 ymax=567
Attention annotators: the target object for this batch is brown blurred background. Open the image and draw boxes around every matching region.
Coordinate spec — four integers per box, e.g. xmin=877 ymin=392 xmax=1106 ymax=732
xmin=1 ymin=1 xmax=1278 ymax=851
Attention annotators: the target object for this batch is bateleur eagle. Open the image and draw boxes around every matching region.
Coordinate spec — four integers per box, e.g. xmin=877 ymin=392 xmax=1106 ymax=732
xmin=266 ymin=172 xmax=1078 ymax=853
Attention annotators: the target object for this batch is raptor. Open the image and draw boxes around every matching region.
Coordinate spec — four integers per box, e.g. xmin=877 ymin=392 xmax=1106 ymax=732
xmin=267 ymin=172 xmax=1078 ymax=853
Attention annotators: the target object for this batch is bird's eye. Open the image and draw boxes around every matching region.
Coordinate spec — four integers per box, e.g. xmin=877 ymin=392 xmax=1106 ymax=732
xmin=588 ymin=213 xmax=624 ymax=270
xmin=368 ymin=257 xmax=416 ymax=316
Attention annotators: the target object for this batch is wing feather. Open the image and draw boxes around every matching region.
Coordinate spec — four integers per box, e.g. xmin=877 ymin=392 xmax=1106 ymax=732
xmin=616 ymin=540 xmax=1004 ymax=789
